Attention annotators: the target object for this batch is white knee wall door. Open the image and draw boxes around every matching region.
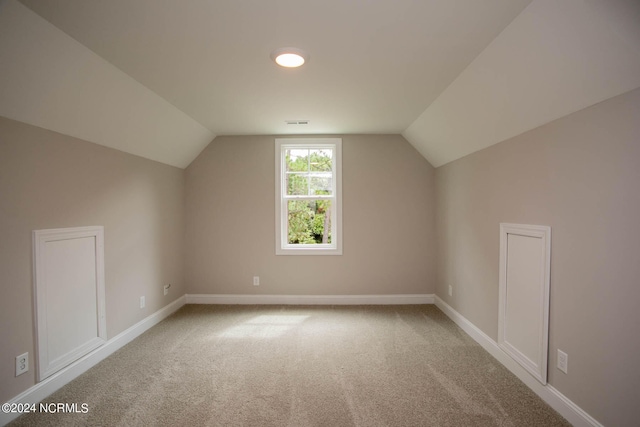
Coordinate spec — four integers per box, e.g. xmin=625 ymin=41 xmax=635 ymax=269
xmin=498 ymin=223 xmax=551 ymax=385
xmin=33 ymin=226 xmax=106 ymax=381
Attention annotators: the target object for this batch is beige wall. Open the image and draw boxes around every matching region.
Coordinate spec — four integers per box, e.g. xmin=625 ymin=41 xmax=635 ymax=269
xmin=0 ymin=117 xmax=186 ymax=402
xmin=185 ymin=134 xmax=436 ymax=296
xmin=435 ymin=88 xmax=640 ymax=426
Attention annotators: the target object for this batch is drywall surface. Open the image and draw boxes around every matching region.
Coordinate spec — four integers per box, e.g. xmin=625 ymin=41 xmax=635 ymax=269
xmin=185 ymin=134 xmax=436 ymax=296
xmin=435 ymin=87 xmax=640 ymax=426
xmin=0 ymin=117 xmax=186 ymax=402
xmin=0 ymin=0 xmax=213 ymax=168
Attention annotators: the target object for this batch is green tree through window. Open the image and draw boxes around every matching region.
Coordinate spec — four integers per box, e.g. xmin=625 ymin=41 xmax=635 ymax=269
xmin=285 ymin=149 xmax=332 ymax=244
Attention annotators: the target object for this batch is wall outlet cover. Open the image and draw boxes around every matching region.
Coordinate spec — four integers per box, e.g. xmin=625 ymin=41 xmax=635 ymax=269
xmin=557 ymin=349 xmax=568 ymax=374
xmin=16 ymin=352 xmax=28 ymax=376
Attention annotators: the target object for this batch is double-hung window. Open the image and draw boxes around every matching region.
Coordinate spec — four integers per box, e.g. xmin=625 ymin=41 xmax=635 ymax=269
xmin=275 ymin=138 xmax=342 ymax=255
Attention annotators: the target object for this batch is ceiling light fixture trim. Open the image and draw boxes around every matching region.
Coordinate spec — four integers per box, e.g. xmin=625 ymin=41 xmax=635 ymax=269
xmin=271 ymin=47 xmax=308 ymax=68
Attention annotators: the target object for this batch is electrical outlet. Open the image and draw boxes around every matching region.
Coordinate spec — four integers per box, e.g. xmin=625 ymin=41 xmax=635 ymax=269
xmin=16 ymin=352 xmax=28 ymax=376
xmin=448 ymin=285 xmax=453 ymax=296
xmin=253 ymin=276 xmax=260 ymax=286
xmin=164 ymin=284 xmax=171 ymax=296
xmin=140 ymin=296 xmax=145 ymax=308
xmin=557 ymin=349 xmax=568 ymax=374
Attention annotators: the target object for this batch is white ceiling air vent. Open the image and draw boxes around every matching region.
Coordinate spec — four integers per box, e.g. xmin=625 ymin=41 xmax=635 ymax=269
xmin=286 ymin=120 xmax=309 ymax=125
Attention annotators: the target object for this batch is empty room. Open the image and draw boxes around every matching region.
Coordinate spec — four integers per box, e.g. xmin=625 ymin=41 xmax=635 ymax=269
xmin=1 ymin=0 xmax=639 ymax=425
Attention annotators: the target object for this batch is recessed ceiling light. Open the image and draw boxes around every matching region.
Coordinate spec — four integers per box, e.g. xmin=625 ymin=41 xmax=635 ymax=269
xmin=271 ymin=47 xmax=308 ymax=68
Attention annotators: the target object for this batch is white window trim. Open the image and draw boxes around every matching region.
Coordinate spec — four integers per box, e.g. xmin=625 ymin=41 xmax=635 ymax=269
xmin=275 ymin=138 xmax=343 ymax=255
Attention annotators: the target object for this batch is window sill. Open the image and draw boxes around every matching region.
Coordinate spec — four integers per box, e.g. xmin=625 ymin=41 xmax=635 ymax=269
xmin=276 ymin=245 xmax=342 ymax=256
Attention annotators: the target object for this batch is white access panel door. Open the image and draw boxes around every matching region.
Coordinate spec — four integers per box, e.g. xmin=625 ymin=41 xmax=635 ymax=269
xmin=33 ymin=226 xmax=106 ymax=381
xmin=498 ymin=223 xmax=551 ymax=385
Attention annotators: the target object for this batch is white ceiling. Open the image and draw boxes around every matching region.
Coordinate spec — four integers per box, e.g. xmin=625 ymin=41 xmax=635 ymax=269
xmin=404 ymin=0 xmax=640 ymax=166
xmin=1 ymin=0 xmax=639 ymax=168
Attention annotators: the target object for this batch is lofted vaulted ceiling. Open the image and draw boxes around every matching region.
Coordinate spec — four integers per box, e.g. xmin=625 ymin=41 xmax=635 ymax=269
xmin=1 ymin=0 xmax=639 ymax=168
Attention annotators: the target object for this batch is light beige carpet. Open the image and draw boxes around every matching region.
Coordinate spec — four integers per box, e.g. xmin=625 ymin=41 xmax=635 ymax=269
xmin=11 ymin=305 xmax=570 ymax=426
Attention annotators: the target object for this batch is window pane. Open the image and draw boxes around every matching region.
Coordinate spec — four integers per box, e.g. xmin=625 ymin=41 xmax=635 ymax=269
xmin=286 ymin=149 xmax=309 ymax=172
xmin=286 ymin=173 xmax=308 ymax=195
xmin=310 ymin=174 xmax=332 ymax=195
xmin=310 ymin=149 xmax=332 ymax=172
xmin=287 ymin=199 xmax=332 ymax=244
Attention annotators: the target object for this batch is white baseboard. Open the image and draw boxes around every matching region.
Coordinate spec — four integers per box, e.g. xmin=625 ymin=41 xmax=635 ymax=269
xmin=434 ymin=296 xmax=603 ymax=427
xmin=1 ymin=296 xmax=186 ymax=427
xmin=185 ymin=293 xmax=435 ymax=305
